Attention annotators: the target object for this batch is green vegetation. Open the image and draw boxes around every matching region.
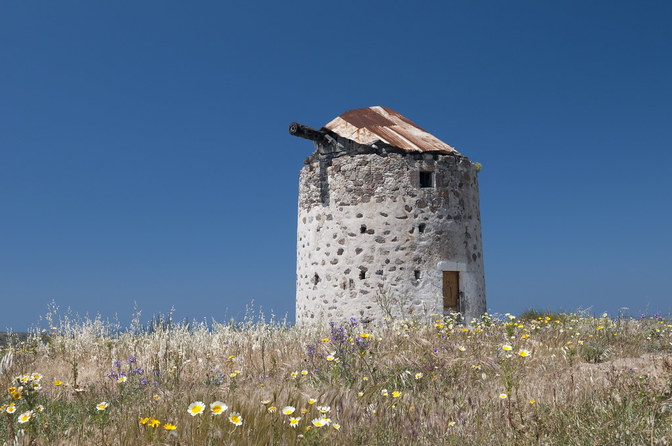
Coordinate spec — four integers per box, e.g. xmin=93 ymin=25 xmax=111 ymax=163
xmin=1 ymin=310 xmax=672 ymax=445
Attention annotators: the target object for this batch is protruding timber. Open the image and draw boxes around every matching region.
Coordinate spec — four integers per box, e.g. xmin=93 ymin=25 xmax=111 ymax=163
xmin=289 ymin=122 xmax=326 ymax=142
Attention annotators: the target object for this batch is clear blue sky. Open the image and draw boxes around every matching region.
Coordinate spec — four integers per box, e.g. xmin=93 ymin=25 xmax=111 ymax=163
xmin=1 ymin=1 xmax=671 ymax=331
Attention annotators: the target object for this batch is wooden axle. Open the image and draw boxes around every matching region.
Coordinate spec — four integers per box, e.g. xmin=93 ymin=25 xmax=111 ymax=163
xmin=289 ymin=122 xmax=326 ymax=142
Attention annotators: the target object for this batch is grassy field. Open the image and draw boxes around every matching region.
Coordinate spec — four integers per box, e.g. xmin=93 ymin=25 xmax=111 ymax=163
xmin=2 ymin=309 xmax=672 ymax=445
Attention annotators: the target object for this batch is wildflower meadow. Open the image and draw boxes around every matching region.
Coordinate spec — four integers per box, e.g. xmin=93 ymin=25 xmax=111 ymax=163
xmin=2 ymin=307 xmax=672 ymax=445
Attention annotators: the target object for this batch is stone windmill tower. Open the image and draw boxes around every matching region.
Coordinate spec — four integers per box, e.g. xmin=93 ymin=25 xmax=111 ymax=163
xmin=290 ymin=106 xmax=485 ymax=324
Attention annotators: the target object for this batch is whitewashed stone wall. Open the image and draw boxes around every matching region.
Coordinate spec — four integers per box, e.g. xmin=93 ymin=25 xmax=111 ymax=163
xmin=296 ymin=138 xmax=485 ymax=325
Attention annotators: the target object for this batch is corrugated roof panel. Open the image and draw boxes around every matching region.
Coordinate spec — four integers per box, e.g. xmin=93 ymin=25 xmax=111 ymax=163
xmin=324 ymin=106 xmax=458 ymax=155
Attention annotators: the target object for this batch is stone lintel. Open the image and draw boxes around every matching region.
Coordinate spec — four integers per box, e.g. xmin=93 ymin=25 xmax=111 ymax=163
xmin=437 ymin=261 xmax=468 ymax=272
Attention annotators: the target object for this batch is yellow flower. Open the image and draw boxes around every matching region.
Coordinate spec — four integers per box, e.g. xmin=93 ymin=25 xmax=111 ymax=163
xmin=499 ymin=393 xmax=507 ymax=399
xmin=502 ymin=345 xmax=512 ymax=351
xmin=268 ymin=406 xmax=277 ymax=413
xmin=381 ymin=389 xmax=388 ymax=396
xmin=54 ymin=380 xmax=63 ymax=387
xmin=282 ymin=406 xmax=296 ymax=415
xmin=392 ymin=391 xmax=401 ymax=398
xmin=210 ymin=401 xmax=228 ymax=415
xmin=312 ymin=417 xmax=326 ymax=428
xmin=117 ymin=376 xmax=127 ymax=383
xmin=530 ymin=399 xmax=535 ymax=404
xmin=187 ymin=401 xmax=205 ymax=416
xmin=291 ymin=371 xmax=298 ymax=378
xmin=458 ymin=345 xmax=466 ymax=352
xmin=148 ymin=417 xmax=160 ymax=428
xmin=96 ymin=401 xmax=109 ymax=411
xmin=333 ymin=423 xmax=341 ymax=430
xmin=518 ymin=349 xmax=530 ymax=358
xmin=229 ymin=411 xmax=243 ymax=426
xmin=6 ymin=405 xmax=16 ymax=414
xmin=163 ymin=423 xmax=177 ymax=431
xmin=448 ymin=421 xmax=456 ymax=426
xmin=321 ymin=338 xmax=329 ymax=342
xmin=308 ymin=398 xmax=316 ymax=405
xmin=357 ymin=391 xmax=364 ymax=397
xmin=229 ymin=372 xmax=237 ymax=378
xmin=326 ymin=355 xmax=335 ymax=362
xmin=415 ymin=373 xmax=423 ymax=380
xmin=140 ymin=417 xmax=149 ymax=425
xmin=301 ymin=370 xmax=308 ymax=376
xmin=289 ymin=417 xmax=301 ymax=427
xmin=360 ymin=333 xmax=370 ymax=338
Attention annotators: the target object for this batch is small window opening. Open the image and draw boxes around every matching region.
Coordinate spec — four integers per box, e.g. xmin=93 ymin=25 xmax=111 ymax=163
xmin=419 ymin=171 xmax=433 ymax=188
xmin=360 ymin=225 xmax=367 ymax=234
xmin=414 ymin=270 xmax=421 ymax=280
xmin=418 ymin=223 xmax=426 ymax=233
xmin=313 ymin=273 xmax=320 ymax=285
xmin=359 ymin=271 xmax=366 ymax=280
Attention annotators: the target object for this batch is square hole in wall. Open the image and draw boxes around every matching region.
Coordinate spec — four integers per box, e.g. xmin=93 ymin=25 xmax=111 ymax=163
xmin=419 ymin=171 xmax=434 ymax=188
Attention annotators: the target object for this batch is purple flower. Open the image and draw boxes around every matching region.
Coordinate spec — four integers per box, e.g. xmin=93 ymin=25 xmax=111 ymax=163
xmin=128 ymin=356 xmax=136 ymax=364
xmin=113 ymin=360 xmax=121 ymax=368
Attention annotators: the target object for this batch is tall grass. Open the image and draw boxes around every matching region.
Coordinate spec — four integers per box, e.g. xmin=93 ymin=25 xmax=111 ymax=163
xmin=1 ymin=309 xmax=672 ymax=445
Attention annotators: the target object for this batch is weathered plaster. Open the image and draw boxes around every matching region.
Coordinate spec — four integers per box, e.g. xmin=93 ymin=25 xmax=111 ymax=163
xmin=296 ymin=135 xmax=485 ymax=325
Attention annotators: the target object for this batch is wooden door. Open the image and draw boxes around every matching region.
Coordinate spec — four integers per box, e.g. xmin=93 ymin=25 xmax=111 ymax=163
xmin=443 ymin=271 xmax=459 ymax=311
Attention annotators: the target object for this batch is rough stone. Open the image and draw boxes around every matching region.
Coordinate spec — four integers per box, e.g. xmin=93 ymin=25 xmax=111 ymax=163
xmin=295 ymin=114 xmax=486 ymax=325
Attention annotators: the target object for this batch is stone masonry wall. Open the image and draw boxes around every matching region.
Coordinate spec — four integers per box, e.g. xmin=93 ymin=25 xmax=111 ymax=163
xmin=296 ymin=141 xmax=485 ymax=325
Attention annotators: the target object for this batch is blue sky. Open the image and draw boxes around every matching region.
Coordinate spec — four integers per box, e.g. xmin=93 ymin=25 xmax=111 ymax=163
xmin=1 ymin=1 xmax=671 ymax=331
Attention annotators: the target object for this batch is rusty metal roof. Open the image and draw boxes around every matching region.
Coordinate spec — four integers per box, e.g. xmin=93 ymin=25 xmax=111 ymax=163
xmin=323 ymin=106 xmax=459 ymax=155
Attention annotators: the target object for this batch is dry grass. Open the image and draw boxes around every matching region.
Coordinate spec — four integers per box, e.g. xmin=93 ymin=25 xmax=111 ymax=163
xmin=2 ymin=308 xmax=672 ymax=445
